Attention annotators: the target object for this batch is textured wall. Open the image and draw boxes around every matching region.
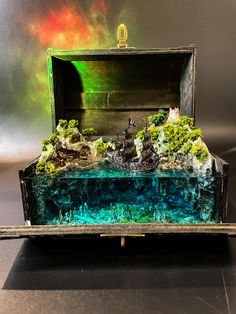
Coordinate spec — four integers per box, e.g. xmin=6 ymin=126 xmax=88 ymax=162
xmin=0 ymin=0 xmax=235 ymax=161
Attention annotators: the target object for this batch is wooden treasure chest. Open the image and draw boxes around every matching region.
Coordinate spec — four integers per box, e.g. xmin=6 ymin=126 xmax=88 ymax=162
xmin=0 ymin=28 xmax=232 ymax=244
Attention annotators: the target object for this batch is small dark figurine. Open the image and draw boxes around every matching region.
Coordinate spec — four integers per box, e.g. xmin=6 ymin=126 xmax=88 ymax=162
xmin=107 ymin=118 xmax=161 ymax=173
xmin=128 ymin=118 xmax=136 ymax=127
xmin=121 ymin=118 xmax=137 ymax=163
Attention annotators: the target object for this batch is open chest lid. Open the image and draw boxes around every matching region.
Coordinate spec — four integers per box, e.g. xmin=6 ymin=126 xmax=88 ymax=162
xmin=48 ymin=45 xmax=196 ymax=135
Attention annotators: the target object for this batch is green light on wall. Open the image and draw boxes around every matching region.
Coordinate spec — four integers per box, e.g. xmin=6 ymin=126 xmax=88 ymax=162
xmin=72 ymin=61 xmax=120 ymax=92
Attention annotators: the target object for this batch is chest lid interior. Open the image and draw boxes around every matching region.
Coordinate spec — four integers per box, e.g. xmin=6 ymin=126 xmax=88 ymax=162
xmin=48 ymin=46 xmax=196 ymax=135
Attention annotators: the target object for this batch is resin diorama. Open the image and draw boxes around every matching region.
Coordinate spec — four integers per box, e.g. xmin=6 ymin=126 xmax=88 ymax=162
xmin=26 ymin=108 xmax=224 ymax=225
xmin=18 ymin=43 xmax=228 ymax=233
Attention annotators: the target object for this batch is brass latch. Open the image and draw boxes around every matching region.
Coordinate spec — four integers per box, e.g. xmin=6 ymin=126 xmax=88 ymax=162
xmin=100 ymin=233 xmax=145 ymax=247
xmin=117 ymin=24 xmax=128 ymax=48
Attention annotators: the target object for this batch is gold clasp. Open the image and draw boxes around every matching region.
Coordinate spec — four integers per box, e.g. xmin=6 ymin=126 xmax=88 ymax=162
xmin=117 ymin=24 xmax=128 ymax=48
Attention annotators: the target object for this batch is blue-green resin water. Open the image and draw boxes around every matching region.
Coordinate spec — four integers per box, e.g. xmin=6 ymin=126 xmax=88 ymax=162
xmin=30 ymin=164 xmax=222 ymax=225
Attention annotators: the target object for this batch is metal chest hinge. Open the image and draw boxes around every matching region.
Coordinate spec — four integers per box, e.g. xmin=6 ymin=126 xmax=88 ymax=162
xmin=100 ymin=233 xmax=145 ymax=247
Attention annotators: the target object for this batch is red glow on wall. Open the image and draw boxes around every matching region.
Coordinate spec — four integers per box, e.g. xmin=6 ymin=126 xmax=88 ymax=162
xmin=37 ymin=8 xmax=89 ymax=46
xmin=27 ymin=0 xmax=111 ymax=49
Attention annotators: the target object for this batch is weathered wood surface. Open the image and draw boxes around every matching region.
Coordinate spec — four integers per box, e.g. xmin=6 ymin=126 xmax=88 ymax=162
xmin=180 ymin=50 xmax=196 ymax=118
xmin=70 ymin=92 xmax=179 ymax=110
xmin=65 ymin=109 xmax=167 ymax=135
xmin=48 ymin=46 xmax=196 ymax=131
xmin=1 ymin=224 xmax=236 ymax=239
xmin=48 ymin=46 xmax=195 ymax=61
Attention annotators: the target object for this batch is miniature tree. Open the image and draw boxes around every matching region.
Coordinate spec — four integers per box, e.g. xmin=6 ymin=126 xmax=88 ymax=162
xmin=148 ymin=109 xmax=168 ymax=126
xmin=81 ymin=128 xmax=97 ymax=141
xmin=68 ymin=119 xmax=79 ymax=128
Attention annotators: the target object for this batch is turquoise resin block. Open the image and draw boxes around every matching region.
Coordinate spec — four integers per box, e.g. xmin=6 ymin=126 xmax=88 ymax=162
xmin=30 ymin=164 xmax=222 ymax=225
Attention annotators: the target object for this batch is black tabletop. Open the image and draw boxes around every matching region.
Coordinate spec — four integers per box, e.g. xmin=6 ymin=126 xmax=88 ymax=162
xmin=0 ymin=144 xmax=235 ymax=314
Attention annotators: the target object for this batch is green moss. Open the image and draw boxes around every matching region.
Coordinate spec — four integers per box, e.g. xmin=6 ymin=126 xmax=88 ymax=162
xmin=36 ymin=161 xmax=57 ymax=174
xmin=188 ymin=129 xmax=202 ymax=141
xmin=46 ymin=163 xmax=56 ymax=173
xmin=62 ymin=128 xmax=74 ymax=138
xmin=36 ymin=160 xmax=47 ymax=173
xmin=190 ymin=145 xmax=208 ymax=162
xmin=41 ymin=139 xmax=49 ymax=151
xmin=97 ymin=141 xmax=108 ymax=154
xmin=148 ymin=109 xmax=168 ymax=126
xmin=58 ymin=119 xmax=68 ymax=129
xmin=173 ymin=116 xmax=194 ymax=129
xmin=163 ymin=123 xmax=175 ymax=141
xmin=163 ymin=124 xmax=188 ymax=143
xmin=81 ymin=128 xmax=97 ymax=140
xmin=136 ymin=127 xmax=146 ymax=140
xmin=163 ymin=123 xmax=190 ymax=156
xmin=42 ymin=139 xmax=49 ymax=145
xmin=149 ymin=127 xmax=159 ymax=141
xmin=181 ymin=142 xmax=192 ymax=154
xmin=68 ymin=119 xmax=79 ymax=128
xmin=48 ymin=132 xmax=59 ymax=145
xmin=166 ymin=141 xmax=182 ymax=156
